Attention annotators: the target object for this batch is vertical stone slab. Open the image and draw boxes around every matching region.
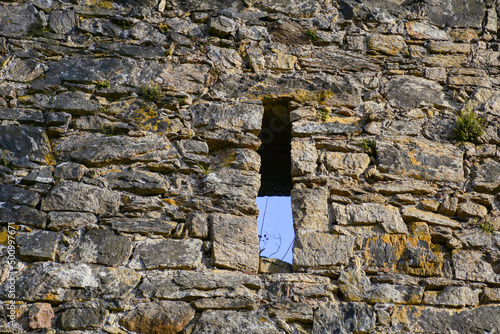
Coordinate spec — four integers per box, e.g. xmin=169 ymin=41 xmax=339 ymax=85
xmin=211 ymin=213 xmax=259 ymax=273
xmin=291 ymin=188 xmax=329 ymax=232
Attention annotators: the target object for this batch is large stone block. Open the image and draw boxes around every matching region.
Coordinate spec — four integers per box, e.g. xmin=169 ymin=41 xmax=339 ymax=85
xmin=293 ymin=232 xmax=354 ymax=268
xmin=0 ymin=125 xmax=54 ymax=166
xmin=452 ymin=249 xmax=500 ymax=283
xmin=53 ymin=133 xmax=170 ymax=166
xmin=291 ymin=140 xmax=317 ymax=176
xmin=401 ymin=206 xmax=461 ymax=228
xmin=423 ymin=286 xmax=479 ymax=307
xmin=324 ymin=152 xmax=370 ymax=178
xmin=41 ymin=181 xmax=120 ymax=215
xmin=424 ymin=0 xmax=485 ymax=28
xmin=103 ymin=169 xmax=169 ymax=195
xmin=1 ymin=262 xmax=140 ymax=302
xmin=255 ymin=0 xmax=320 ymax=18
xmin=16 ymin=231 xmax=59 ymax=261
xmin=332 ymin=203 xmax=408 ymax=234
xmin=313 ymin=301 xmax=376 ymax=334
xmin=120 ymin=301 xmax=195 ymax=334
xmin=377 ymin=137 xmax=464 ymax=182
xmin=472 ymin=159 xmax=500 ymax=193
xmin=386 ymin=76 xmax=448 ymax=109
xmin=211 ymin=213 xmax=260 ymax=273
xmin=191 ymin=102 xmax=263 ymax=134
xmin=367 ymin=34 xmax=407 ymax=56
xmin=0 ymin=202 xmax=47 ymax=228
xmin=59 ymin=308 xmax=108 ymax=330
xmin=364 ymin=234 xmax=443 ymax=276
xmin=129 ymin=239 xmax=202 ymax=270
xmin=202 ymin=169 xmax=260 ymax=199
xmin=60 ymin=229 xmax=133 ymax=267
xmin=391 ymin=305 xmax=500 ymax=333
xmin=292 ymin=188 xmax=329 ymax=232
xmin=192 ymin=310 xmax=280 ymax=334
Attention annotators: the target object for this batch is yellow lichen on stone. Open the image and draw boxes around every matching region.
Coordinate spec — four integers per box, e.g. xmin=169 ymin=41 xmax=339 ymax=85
xmin=85 ymin=0 xmax=113 ymax=9
xmin=163 ymin=198 xmax=176 ymax=206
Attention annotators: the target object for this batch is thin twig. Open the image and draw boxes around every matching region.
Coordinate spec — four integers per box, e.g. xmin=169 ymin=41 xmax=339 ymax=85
xmin=259 ymin=197 xmax=269 ymax=238
xmin=281 ymin=237 xmax=294 ymax=262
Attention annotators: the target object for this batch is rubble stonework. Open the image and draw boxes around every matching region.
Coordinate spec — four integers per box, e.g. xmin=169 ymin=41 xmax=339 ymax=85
xmin=0 ymin=0 xmax=500 ymax=333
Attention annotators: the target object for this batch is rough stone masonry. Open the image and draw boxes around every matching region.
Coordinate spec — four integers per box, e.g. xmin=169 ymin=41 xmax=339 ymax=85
xmin=0 ymin=0 xmax=500 ymax=332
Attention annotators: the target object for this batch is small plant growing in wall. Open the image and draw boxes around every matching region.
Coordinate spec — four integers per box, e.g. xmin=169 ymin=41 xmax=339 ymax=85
xmin=96 ymin=80 xmax=111 ymax=89
xmin=306 ymin=28 xmax=319 ymax=43
xmin=358 ymin=138 xmax=376 ymax=152
xmin=197 ymin=163 xmax=212 ymax=175
xmin=139 ymin=84 xmax=163 ymax=102
xmin=454 ymin=104 xmax=486 ymax=143
xmin=27 ymin=22 xmax=52 ymax=38
xmin=318 ymin=108 xmax=329 ymax=122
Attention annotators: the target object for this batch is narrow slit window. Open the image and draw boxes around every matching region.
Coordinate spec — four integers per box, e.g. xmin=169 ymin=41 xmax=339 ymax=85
xmin=256 ymin=98 xmax=294 ymax=264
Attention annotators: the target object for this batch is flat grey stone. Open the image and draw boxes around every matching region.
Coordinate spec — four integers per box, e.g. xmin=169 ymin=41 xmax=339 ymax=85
xmin=47 ymin=211 xmax=98 ymax=230
xmin=377 ymin=137 xmax=464 ymax=183
xmin=41 ymin=181 xmax=120 ymax=215
xmin=49 ymin=91 xmax=101 ymax=116
xmin=129 ymin=239 xmax=202 ymax=270
xmin=0 ymin=3 xmax=38 ymax=37
xmin=192 ymin=310 xmax=280 ymax=334
xmin=0 ymin=125 xmax=54 ymax=166
xmin=211 ymin=213 xmax=260 ymax=273
xmin=292 ymin=122 xmax=362 ymax=137
xmin=54 ymin=162 xmax=86 ymax=181
xmin=255 ymin=0 xmax=320 ymax=18
xmin=425 ymin=0 xmax=485 ymax=28
xmin=53 ymin=133 xmax=170 ymax=166
xmin=59 ymin=308 xmax=108 ymax=330
xmin=120 ymin=301 xmax=195 ymax=334
xmin=313 ymin=301 xmax=376 ymax=334
xmin=472 ymin=159 xmax=500 ymax=193
xmin=293 ymin=232 xmax=354 ymax=268
xmin=423 ymin=286 xmax=479 ymax=307
xmin=105 ymin=217 xmax=177 ymax=236
xmin=0 ymin=185 xmax=40 ymax=207
xmin=0 ymin=202 xmax=47 ymax=228
xmin=16 ymin=231 xmax=59 ymax=261
xmin=386 ymin=76 xmax=448 ymax=109
xmin=60 ymin=229 xmax=133 ymax=267
xmin=48 ymin=10 xmax=77 ymax=34
xmin=292 ymin=188 xmax=329 ymax=232
xmin=0 ymin=262 xmax=140 ymax=302
xmin=103 ymin=169 xmax=169 ymax=195
xmin=452 ymin=249 xmax=500 ymax=283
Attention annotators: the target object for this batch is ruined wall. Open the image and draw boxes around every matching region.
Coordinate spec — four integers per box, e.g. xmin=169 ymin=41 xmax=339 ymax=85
xmin=1 ymin=0 xmax=500 ymax=332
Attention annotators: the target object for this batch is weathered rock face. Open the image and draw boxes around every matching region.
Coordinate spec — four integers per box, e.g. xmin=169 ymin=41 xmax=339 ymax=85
xmin=1 ymin=0 xmax=499 ymax=332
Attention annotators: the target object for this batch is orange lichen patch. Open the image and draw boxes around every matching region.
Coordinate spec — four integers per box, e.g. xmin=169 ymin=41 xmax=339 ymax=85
xmin=162 ymin=198 xmax=176 ymax=206
xmin=0 ymin=228 xmax=10 ymax=246
xmin=364 ymin=233 xmax=443 ymax=277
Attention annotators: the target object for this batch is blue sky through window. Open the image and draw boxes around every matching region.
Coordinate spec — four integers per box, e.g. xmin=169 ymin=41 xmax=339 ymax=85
xmin=257 ymin=196 xmax=294 ymax=264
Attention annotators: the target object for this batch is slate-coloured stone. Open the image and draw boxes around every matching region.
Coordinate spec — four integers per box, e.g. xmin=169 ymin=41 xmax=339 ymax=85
xmin=103 ymin=169 xmax=169 ymax=195
xmin=47 ymin=211 xmax=98 ymax=230
xmin=129 ymin=239 xmax=202 ymax=270
xmin=60 ymin=229 xmax=133 ymax=267
xmin=53 ymin=133 xmax=170 ymax=166
xmin=340 ymin=0 xmax=408 ymax=23
xmin=392 ymin=305 xmax=500 ymax=333
xmin=0 ymin=125 xmax=54 ymax=166
xmin=48 ymin=10 xmax=77 ymax=34
xmin=54 ymin=162 xmax=87 ymax=181
xmin=59 ymin=308 xmax=108 ymax=330
xmin=211 ymin=213 xmax=260 ymax=273
xmin=0 ymin=3 xmax=38 ymax=37
xmin=2 ymin=58 xmax=45 ymax=83
xmin=292 ymin=122 xmax=362 ymax=137
xmin=425 ymin=0 xmax=485 ymax=28
xmin=191 ymin=102 xmax=263 ymax=134
xmin=16 ymin=231 xmax=59 ymax=261
xmin=0 ymin=202 xmax=47 ymax=228
xmin=1 ymin=262 xmax=140 ymax=302
xmin=41 ymin=181 xmax=120 ymax=215
xmin=386 ymin=76 xmax=448 ymax=109
xmin=49 ymin=91 xmax=101 ymax=116
xmin=255 ymin=0 xmax=320 ymax=18
xmin=377 ymin=137 xmax=464 ymax=182
xmin=313 ymin=301 xmax=376 ymax=334
xmin=452 ymin=249 xmax=500 ymax=283
xmin=203 ymin=169 xmax=260 ymax=200
xmin=472 ymin=159 xmax=500 ymax=193
xmin=299 ymin=47 xmax=382 ymax=73
xmin=120 ymin=301 xmax=195 ymax=334
xmin=294 ymin=232 xmax=354 ymax=268
xmin=371 ymin=180 xmax=435 ymax=195
xmin=105 ymin=217 xmax=177 ymax=236
xmin=192 ymin=310 xmax=280 ymax=334
xmin=0 ymin=185 xmax=40 ymax=207
xmin=423 ymin=286 xmax=479 ymax=307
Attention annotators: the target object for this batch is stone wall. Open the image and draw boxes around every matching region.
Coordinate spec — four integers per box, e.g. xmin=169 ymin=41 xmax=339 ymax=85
xmin=0 ymin=0 xmax=500 ymax=332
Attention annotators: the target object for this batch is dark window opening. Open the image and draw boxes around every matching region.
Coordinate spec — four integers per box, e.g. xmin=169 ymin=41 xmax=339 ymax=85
xmin=257 ymin=98 xmax=292 ymax=196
